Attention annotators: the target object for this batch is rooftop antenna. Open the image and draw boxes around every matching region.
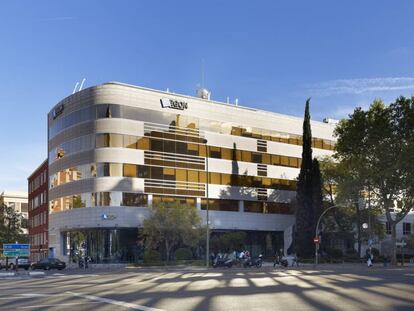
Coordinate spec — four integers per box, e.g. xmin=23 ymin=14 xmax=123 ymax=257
xmin=196 ymin=58 xmax=211 ymax=100
xmin=72 ymin=82 xmax=79 ymax=94
xmin=201 ymin=58 xmax=205 ymax=88
xmin=79 ymin=78 xmax=86 ymax=91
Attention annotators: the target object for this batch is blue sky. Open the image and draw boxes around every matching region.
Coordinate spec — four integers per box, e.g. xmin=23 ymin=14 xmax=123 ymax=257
xmin=1 ymin=0 xmax=414 ymax=191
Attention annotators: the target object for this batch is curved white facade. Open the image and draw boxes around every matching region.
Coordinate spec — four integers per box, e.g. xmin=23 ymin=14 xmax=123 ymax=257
xmin=47 ymin=82 xmax=335 ymax=262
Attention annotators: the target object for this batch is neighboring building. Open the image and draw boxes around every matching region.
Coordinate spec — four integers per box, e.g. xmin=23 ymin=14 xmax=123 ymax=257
xmin=0 ymin=190 xmax=28 ymax=234
xmin=378 ymin=212 xmax=414 ymax=256
xmin=47 ymin=82 xmax=336 ymax=263
xmin=27 ymin=160 xmax=49 ymax=261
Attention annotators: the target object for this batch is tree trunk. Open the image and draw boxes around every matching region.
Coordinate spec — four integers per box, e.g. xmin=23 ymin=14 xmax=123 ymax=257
xmin=391 ymin=223 xmax=397 ymax=265
xmin=355 ymin=200 xmax=362 ymax=257
xmin=165 ymin=240 xmax=170 ymax=262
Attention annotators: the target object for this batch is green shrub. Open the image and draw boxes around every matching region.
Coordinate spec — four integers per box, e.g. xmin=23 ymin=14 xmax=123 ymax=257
xmin=144 ymin=249 xmax=161 ymax=263
xmin=175 ymin=248 xmax=193 ymax=260
xmin=326 ymin=248 xmax=343 ymax=258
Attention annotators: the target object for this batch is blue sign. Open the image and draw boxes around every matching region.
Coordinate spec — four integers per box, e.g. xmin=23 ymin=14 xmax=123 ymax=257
xmin=3 ymin=244 xmax=30 ymax=257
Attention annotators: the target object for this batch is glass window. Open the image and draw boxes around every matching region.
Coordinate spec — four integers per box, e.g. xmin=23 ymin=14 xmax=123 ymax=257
xmin=151 ymin=166 xmax=163 ymax=179
xmin=252 ymin=153 xmax=262 ymax=163
xmin=110 ymin=163 xmax=122 ymax=176
xmin=122 ymin=193 xmax=148 ymax=207
xmin=124 ymin=135 xmax=137 ymax=149
xmin=98 ymin=192 xmax=111 ymax=206
xmin=221 ymin=148 xmax=232 ymax=160
xmin=163 ymin=167 xmax=175 ymax=180
xmin=187 ymin=143 xmax=199 ymax=155
xmin=199 ymin=171 xmax=207 ymax=183
xmin=137 ymin=165 xmax=149 ymax=178
xmin=109 ymin=134 xmax=123 ymax=147
xmin=123 ymin=164 xmax=137 ymax=177
xmin=96 ymin=134 xmax=109 ymax=148
xmin=188 ymin=170 xmax=199 ymax=182
xmin=137 ymin=137 xmax=150 ymax=150
xmin=245 ymin=201 xmax=264 ymax=213
xmin=209 ymin=146 xmax=221 ymax=158
xmin=403 ymin=223 xmax=411 ymax=235
xmin=209 ymin=172 xmax=221 ymax=184
xmin=221 ymin=174 xmax=231 ymax=185
xmin=289 ymin=158 xmax=298 ymax=167
xmin=176 ymin=169 xmax=187 ymax=181
xmin=241 ymin=151 xmax=251 ymax=162
xmin=385 ymin=222 xmax=391 ymax=235
xmin=280 ymin=156 xmax=289 ymax=166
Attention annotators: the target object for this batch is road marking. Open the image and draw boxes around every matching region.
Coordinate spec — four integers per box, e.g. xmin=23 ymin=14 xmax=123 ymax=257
xmin=18 ymin=301 xmax=101 ymax=308
xmin=19 ymin=293 xmax=71 ymax=297
xmin=67 ymin=291 xmax=165 ymax=311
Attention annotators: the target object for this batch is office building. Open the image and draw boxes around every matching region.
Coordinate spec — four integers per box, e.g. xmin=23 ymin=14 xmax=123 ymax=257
xmin=48 ymin=82 xmax=335 ymax=262
xmin=0 ymin=190 xmax=28 ymax=235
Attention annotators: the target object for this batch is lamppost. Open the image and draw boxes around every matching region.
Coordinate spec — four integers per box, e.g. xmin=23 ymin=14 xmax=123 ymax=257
xmin=202 ymin=139 xmax=210 ymax=268
xmin=315 ymin=205 xmax=337 ymax=265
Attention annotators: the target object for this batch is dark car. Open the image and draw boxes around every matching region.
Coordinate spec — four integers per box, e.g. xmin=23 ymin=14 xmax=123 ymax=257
xmin=31 ymin=258 xmax=66 ymax=270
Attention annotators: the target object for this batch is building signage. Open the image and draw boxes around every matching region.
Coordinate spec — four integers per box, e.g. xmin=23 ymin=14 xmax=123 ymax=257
xmin=52 ymin=104 xmax=64 ymax=119
xmin=160 ymin=98 xmax=188 ymax=110
xmin=3 ymin=244 xmax=30 ymax=257
xmin=101 ymin=214 xmax=117 ymax=220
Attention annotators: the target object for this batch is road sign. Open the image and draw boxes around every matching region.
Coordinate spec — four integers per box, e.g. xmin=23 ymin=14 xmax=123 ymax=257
xmin=3 ymin=244 xmax=30 ymax=257
xmin=313 ymin=237 xmax=320 ymax=244
xmin=396 ymin=241 xmax=407 ymax=247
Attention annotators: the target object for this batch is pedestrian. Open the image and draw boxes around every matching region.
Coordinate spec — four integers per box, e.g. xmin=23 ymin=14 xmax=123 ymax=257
xmin=366 ymin=249 xmax=373 ymax=267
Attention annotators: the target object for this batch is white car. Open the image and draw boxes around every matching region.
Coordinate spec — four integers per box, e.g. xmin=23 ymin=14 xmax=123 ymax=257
xmin=0 ymin=257 xmax=31 ymax=270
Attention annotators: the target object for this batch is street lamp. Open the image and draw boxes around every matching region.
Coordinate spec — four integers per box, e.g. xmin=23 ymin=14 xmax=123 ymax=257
xmin=202 ymin=139 xmax=210 ymax=268
xmin=315 ymin=205 xmax=337 ymax=265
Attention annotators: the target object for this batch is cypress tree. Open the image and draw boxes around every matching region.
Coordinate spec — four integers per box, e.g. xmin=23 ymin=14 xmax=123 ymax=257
xmin=295 ymin=98 xmax=315 ymax=258
xmin=311 ymin=158 xmax=324 ymax=232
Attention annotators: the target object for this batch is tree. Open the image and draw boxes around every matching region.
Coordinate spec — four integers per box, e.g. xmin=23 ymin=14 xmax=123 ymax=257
xmin=0 ymin=203 xmax=27 ymax=245
xmin=142 ymin=203 xmax=204 ymax=261
xmin=319 ymin=155 xmax=386 ymax=256
xmin=334 ymin=97 xmax=414 ymax=264
xmin=312 ymin=159 xmax=324 ymax=231
xmin=295 ymin=98 xmax=315 ymax=258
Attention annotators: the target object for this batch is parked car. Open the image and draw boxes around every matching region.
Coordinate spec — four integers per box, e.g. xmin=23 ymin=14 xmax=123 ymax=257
xmin=31 ymin=258 xmax=66 ymax=270
xmin=0 ymin=257 xmax=31 ymax=270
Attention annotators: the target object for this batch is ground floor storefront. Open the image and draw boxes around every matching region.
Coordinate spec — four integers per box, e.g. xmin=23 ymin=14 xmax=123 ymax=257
xmin=61 ymin=228 xmax=284 ymax=263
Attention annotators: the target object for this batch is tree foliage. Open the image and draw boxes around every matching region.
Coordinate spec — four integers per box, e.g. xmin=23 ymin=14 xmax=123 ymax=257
xmin=142 ymin=203 xmax=204 ymax=261
xmin=334 ymin=97 xmax=414 ymax=264
xmin=0 ymin=203 xmax=27 ymax=245
xmin=296 ymin=99 xmax=324 ymax=258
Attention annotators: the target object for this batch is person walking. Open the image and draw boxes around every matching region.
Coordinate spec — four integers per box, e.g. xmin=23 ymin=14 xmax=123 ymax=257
xmin=366 ymin=249 xmax=373 ymax=267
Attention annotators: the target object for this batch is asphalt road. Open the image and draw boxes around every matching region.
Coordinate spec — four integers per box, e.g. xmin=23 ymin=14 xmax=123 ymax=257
xmin=0 ymin=265 xmax=414 ymax=311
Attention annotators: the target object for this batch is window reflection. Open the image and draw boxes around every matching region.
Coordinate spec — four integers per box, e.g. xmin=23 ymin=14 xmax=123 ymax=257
xmin=50 ymin=162 xmax=297 ymax=191
xmin=49 ymin=103 xmax=335 ymax=151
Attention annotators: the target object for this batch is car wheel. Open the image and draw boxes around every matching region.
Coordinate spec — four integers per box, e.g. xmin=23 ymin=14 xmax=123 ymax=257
xmin=45 ymin=266 xmax=50 ymax=271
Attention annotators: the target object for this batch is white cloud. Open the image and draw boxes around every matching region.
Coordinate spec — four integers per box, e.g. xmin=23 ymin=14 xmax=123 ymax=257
xmin=310 ymin=77 xmax=414 ymax=96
